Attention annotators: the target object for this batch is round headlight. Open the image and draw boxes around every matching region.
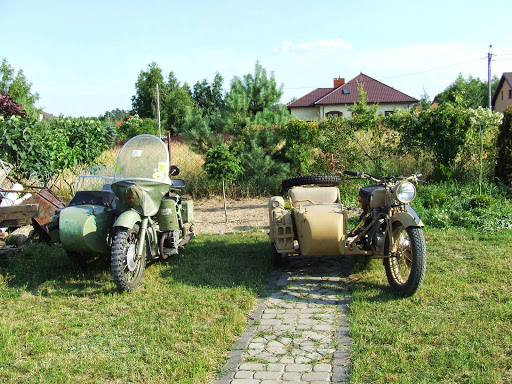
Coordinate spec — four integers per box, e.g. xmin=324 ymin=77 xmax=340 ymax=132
xmin=394 ymin=181 xmax=416 ymax=204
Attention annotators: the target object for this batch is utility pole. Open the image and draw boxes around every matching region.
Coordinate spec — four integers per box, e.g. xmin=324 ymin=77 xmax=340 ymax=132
xmin=488 ymin=45 xmax=493 ymax=110
xmin=156 ymin=83 xmax=161 ymax=138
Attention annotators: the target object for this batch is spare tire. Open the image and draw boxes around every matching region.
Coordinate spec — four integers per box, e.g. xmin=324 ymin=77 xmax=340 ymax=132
xmin=282 ymin=174 xmax=341 ymax=188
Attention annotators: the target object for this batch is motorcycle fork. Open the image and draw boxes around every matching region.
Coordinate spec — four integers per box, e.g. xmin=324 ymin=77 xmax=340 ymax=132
xmin=136 ymin=217 xmax=149 ymax=257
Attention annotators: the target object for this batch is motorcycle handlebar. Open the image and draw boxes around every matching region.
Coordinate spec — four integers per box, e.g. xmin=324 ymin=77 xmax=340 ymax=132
xmin=343 ymin=170 xmax=362 ymax=177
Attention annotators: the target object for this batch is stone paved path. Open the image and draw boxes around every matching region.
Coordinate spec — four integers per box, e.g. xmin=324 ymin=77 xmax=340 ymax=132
xmin=215 ymin=255 xmax=351 ymax=384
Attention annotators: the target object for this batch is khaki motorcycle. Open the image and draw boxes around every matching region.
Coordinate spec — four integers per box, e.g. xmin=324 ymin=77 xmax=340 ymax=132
xmin=269 ymin=171 xmax=426 ymax=297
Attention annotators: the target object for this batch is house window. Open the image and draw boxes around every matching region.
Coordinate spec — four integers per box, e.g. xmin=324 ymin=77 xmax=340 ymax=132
xmin=509 ymin=89 xmax=512 ymax=99
xmin=326 ymin=111 xmax=342 ymax=117
xmin=385 ymin=111 xmax=393 ymax=116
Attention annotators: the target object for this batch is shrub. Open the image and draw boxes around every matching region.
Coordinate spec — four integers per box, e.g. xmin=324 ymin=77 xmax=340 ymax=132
xmin=496 ymin=106 xmax=512 ymax=184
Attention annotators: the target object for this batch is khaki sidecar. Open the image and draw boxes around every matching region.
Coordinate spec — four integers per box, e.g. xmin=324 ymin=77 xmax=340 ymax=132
xmin=269 ymin=178 xmax=348 ymax=266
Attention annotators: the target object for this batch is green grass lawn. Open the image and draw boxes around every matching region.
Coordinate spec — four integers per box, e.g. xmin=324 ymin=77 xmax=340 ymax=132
xmin=349 ymin=228 xmax=512 ymax=384
xmin=1 ymin=228 xmax=511 ymax=383
xmin=0 ymin=231 xmax=271 ymax=384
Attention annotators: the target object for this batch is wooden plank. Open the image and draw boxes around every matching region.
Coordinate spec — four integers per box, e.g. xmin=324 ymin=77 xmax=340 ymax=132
xmin=0 ymin=204 xmax=39 ymax=227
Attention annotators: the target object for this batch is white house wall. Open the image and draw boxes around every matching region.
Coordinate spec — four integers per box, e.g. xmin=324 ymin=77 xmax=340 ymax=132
xmin=290 ymin=103 xmax=413 ymax=121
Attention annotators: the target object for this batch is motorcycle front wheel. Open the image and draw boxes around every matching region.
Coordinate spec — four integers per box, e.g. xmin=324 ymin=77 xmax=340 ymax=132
xmin=384 ymin=223 xmax=426 ymax=297
xmin=111 ymin=225 xmax=146 ymax=291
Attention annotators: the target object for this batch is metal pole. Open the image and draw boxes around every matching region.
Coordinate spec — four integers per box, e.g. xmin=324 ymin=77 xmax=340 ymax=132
xmin=488 ymin=45 xmax=493 ymax=110
xmin=156 ymin=83 xmax=161 ymax=137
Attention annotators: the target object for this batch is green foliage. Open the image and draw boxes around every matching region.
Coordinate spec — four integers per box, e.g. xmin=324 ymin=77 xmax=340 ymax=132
xmin=496 ymin=105 xmax=512 ymax=184
xmin=0 ymin=116 xmax=110 ymax=181
xmin=203 ymin=143 xmax=243 ymax=182
xmin=192 ymin=72 xmax=225 ymax=116
xmin=162 ymin=72 xmax=194 ymax=135
xmin=232 ymin=125 xmax=290 ymax=195
xmin=434 ymin=73 xmax=499 ymax=108
xmin=0 ymin=92 xmax=28 ymax=117
xmin=100 ymin=108 xmax=129 ymax=122
xmin=224 ymin=61 xmax=284 ymax=131
xmin=386 ymin=98 xmax=471 ymax=168
xmin=347 ymin=84 xmax=379 ymax=131
xmin=131 ymin=62 xmax=164 ymax=119
xmin=116 ymin=115 xmax=158 ymax=141
xmin=1 ymin=58 xmax=40 ymax=119
xmin=280 ymin=119 xmax=320 ymax=175
xmin=414 ymin=182 xmax=512 ymax=231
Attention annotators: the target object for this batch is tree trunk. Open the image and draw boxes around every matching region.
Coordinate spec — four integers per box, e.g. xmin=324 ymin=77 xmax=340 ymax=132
xmin=222 ymin=180 xmax=227 ymax=224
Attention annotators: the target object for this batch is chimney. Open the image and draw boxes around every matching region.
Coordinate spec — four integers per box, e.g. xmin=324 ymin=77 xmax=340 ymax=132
xmin=333 ymin=77 xmax=345 ymax=88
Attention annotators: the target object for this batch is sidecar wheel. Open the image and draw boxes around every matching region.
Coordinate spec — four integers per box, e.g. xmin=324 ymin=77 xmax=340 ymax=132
xmin=111 ymin=225 xmax=146 ymax=291
xmin=282 ymin=174 xmax=341 ymax=189
xmin=384 ymin=224 xmax=426 ymax=297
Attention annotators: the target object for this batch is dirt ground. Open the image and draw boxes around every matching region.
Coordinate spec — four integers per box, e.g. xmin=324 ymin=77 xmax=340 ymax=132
xmin=193 ymin=197 xmax=269 ymax=234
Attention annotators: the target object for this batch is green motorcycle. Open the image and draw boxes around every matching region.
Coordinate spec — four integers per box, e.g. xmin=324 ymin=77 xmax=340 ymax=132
xmin=50 ymin=134 xmax=194 ymax=291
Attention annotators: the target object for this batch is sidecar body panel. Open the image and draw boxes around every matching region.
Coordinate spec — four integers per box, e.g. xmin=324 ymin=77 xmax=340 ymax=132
xmin=293 ymin=204 xmax=346 ymax=256
xmin=59 ymin=205 xmax=115 ymax=254
xmin=270 ymin=186 xmax=347 ymax=256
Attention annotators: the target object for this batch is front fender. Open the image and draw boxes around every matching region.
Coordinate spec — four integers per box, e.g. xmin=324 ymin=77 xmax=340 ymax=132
xmin=113 ymin=209 xmax=142 ymax=229
xmin=391 ymin=206 xmax=424 ymax=228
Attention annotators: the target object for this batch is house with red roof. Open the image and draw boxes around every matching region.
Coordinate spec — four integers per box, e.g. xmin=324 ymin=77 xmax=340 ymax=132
xmin=492 ymin=72 xmax=512 ymax=113
xmin=287 ymin=73 xmax=418 ymax=121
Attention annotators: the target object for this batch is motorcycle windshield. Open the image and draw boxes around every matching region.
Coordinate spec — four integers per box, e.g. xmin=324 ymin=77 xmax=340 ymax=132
xmin=113 ymin=134 xmax=171 ymax=185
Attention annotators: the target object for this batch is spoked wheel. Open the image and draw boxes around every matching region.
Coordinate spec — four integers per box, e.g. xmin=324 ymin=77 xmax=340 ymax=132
xmin=384 ymin=223 xmax=426 ymax=297
xmin=271 ymin=243 xmax=285 ymax=268
xmin=111 ymin=225 xmax=146 ymax=291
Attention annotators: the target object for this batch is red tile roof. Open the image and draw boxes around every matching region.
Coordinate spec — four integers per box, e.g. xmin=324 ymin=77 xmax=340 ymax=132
xmin=288 ymin=73 xmax=418 ymax=108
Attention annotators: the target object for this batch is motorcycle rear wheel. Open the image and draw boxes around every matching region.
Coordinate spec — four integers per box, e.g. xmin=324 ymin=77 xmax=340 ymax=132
xmin=111 ymin=225 xmax=146 ymax=291
xmin=384 ymin=224 xmax=426 ymax=297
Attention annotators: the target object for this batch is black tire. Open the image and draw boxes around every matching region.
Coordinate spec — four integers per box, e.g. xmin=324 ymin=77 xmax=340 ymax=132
xmin=111 ymin=225 xmax=146 ymax=291
xmin=282 ymin=174 xmax=341 ymax=189
xmin=271 ymin=243 xmax=285 ymax=268
xmin=384 ymin=224 xmax=426 ymax=297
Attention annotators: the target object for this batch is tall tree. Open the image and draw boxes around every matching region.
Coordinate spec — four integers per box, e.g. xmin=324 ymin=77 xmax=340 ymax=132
xmin=0 ymin=58 xmax=40 ymax=118
xmin=162 ymin=72 xmax=193 ymax=135
xmin=192 ymin=72 xmax=225 ymax=116
xmin=224 ymin=62 xmax=284 ymax=130
xmin=131 ymin=62 xmax=164 ymax=118
xmin=434 ymin=73 xmax=500 ymax=109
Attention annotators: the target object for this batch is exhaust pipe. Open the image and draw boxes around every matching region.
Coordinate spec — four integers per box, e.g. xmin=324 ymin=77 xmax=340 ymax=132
xmin=178 ymin=233 xmax=194 ymax=249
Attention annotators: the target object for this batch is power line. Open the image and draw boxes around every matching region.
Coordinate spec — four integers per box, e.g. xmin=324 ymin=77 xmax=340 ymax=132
xmin=283 ymin=56 xmax=491 ymax=90
xmin=378 ymin=57 xmax=486 ymax=80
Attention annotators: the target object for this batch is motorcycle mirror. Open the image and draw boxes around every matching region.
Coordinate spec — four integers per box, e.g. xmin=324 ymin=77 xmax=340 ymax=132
xmin=170 ymin=165 xmax=180 ymax=176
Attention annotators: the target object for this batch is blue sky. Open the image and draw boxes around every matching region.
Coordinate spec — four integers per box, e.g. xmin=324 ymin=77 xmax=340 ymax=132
xmin=2 ymin=0 xmax=512 ymax=117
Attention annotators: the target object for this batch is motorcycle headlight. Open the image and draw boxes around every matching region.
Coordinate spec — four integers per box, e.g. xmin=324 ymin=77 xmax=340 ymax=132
xmin=124 ymin=186 xmax=143 ymax=207
xmin=394 ymin=181 xmax=416 ymax=204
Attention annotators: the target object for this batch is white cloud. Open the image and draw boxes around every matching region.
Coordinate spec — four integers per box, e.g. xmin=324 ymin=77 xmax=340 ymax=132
xmin=275 ymin=39 xmax=353 ymax=53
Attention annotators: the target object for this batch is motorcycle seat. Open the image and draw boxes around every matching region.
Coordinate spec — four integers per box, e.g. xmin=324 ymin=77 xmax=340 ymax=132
xmin=170 ymin=178 xmax=186 ymax=190
xmin=289 ymin=187 xmax=340 ymax=207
